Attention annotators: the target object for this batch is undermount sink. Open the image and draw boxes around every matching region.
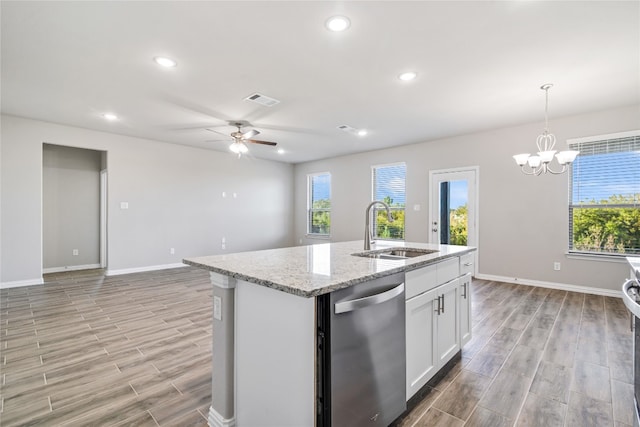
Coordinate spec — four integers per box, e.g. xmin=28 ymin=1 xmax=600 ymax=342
xmin=352 ymin=247 xmax=439 ymax=260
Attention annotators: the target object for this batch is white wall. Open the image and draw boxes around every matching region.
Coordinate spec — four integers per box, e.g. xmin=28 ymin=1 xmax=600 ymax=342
xmin=43 ymin=144 xmax=103 ymax=270
xmin=293 ymin=105 xmax=640 ymax=293
xmin=1 ymin=115 xmax=294 ymax=285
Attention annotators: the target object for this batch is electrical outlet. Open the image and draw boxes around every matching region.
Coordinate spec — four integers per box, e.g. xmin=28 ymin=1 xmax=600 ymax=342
xmin=72 ymin=249 xmax=79 ymax=256
xmin=213 ymin=296 xmax=222 ymax=321
xmin=554 ymin=262 xmax=561 ymax=271
xmin=170 ymin=248 xmax=175 ymax=255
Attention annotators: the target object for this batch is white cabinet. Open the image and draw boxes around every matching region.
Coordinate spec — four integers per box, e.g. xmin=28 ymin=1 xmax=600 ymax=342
xmin=406 ymin=286 xmax=438 ymax=398
xmin=459 ymin=273 xmax=472 ymax=347
xmin=436 ymin=278 xmax=460 ymax=366
xmin=405 ymin=255 xmax=473 ymax=401
xmin=460 ymin=253 xmax=475 ymax=276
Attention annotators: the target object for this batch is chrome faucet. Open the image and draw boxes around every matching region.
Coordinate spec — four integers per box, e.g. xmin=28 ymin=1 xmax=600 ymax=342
xmin=364 ymin=201 xmax=393 ymax=250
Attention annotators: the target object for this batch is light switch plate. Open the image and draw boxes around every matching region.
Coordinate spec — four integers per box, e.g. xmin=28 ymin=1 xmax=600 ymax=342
xmin=213 ymin=296 xmax=222 ymax=321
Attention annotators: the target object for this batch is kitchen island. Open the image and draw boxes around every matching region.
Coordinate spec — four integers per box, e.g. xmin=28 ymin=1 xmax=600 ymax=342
xmin=184 ymin=240 xmax=476 ymax=427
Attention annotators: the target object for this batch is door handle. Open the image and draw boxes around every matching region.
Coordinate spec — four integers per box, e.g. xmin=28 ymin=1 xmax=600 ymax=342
xmin=335 ymin=283 xmax=404 ymax=314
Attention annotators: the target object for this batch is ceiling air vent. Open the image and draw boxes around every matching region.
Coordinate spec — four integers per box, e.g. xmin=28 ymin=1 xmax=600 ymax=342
xmin=338 ymin=124 xmax=357 ymax=133
xmin=244 ymin=93 xmax=281 ymax=107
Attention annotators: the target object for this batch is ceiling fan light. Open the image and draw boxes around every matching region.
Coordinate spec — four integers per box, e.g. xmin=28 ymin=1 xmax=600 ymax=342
xmin=229 ymin=141 xmax=248 ymax=154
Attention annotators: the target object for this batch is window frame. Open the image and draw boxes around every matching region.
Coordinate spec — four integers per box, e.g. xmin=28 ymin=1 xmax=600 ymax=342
xmin=567 ymin=130 xmax=640 ymax=257
xmin=307 ymin=172 xmax=331 ymax=238
xmin=371 ymin=162 xmax=407 ymax=241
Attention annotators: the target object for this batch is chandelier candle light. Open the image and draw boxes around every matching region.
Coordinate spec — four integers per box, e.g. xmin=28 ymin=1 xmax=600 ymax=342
xmin=513 ymin=84 xmax=579 ymax=175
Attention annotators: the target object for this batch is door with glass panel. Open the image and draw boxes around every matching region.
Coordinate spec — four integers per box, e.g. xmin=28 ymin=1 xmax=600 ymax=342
xmin=429 ymin=168 xmax=478 ymax=273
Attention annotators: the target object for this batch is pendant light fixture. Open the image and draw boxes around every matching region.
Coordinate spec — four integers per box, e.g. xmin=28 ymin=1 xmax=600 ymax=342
xmin=513 ymin=84 xmax=579 ymax=175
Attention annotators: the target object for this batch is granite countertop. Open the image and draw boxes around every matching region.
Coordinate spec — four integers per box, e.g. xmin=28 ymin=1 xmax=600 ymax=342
xmin=183 ymin=240 xmax=475 ymax=298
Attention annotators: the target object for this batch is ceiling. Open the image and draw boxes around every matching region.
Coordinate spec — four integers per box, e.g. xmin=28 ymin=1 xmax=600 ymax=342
xmin=1 ymin=1 xmax=638 ymax=164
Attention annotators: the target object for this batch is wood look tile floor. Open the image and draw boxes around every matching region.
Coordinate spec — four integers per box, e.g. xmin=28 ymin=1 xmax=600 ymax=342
xmin=0 ymin=268 xmax=635 ymax=426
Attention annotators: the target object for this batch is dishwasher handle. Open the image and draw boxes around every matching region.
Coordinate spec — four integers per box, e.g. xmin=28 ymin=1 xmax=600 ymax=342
xmin=335 ymin=283 xmax=404 ymax=314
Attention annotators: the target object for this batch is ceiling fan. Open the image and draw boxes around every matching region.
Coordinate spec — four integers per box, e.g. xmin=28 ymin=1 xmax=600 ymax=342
xmin=207 ymin=122 xmax=277 ymax=157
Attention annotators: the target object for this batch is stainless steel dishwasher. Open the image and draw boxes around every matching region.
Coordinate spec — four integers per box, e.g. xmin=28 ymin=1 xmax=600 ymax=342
xmin=317 ymin=273 xmax=406 ymax=426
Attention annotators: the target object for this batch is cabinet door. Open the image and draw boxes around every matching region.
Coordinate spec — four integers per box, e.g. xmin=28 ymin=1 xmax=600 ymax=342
xmin=405 ymin=287 xmax=438 ymax=400
xmin=435 ymin=278 xmax=460 ymax=366
xmin=459 ymin=273 xmax=472 ymax=347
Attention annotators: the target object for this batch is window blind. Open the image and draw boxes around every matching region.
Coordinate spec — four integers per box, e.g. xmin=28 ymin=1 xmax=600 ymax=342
xmin=568 ymin=133 xmax=640 ymax=255
xmin=372 ymin=163 xmax=406 ymax=240
xmin=570 ymin=135 xmax=640 ymax=206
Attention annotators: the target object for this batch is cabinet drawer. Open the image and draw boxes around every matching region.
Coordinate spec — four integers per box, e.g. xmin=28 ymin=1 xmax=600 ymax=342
xmin=460 ymin=253 xmax=474 ymax=275
xmin=405 ymin=264 xmax=437 ymax=299
xmin=436 ymin=258 xmax=459 ymax=285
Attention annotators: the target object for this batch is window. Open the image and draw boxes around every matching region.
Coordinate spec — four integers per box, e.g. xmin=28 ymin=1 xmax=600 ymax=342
xmin=569 ymin=132 xmax=640 ymax=255
xmin=372 ymin=163 xmax=406 ymax=240
xmin=308 ymin=172 xmax=331 ymax=236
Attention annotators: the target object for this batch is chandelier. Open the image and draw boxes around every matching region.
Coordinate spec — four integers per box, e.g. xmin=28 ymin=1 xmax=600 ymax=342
xmin=513 ymin=84 xmax=579 ymax=175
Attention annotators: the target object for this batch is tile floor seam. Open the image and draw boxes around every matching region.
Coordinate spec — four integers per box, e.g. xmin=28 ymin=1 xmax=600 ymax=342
xmin=458 ymin=286 xmax=539 ymax=424
xmin=513 ymin=290 xmax=570 ymax=426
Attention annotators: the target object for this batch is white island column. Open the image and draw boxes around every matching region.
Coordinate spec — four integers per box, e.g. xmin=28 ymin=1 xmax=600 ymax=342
xmin=208 ymin=272 xmax=237 ymax=427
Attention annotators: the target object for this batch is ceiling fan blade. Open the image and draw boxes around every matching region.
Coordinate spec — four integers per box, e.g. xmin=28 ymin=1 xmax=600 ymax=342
xmin=206 ymin=128 xmax=232 ymax=137
xmin=247 ymin=139 xmax=277 ymax=146
xmin=242 ymin=129 xmax=260 ymax=139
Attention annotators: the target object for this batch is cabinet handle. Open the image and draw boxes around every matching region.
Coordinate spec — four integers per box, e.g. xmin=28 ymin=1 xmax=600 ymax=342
xmin=440 ymin=294 xmax=445 ymax=314
xmin=463 ymin=262 xmax=473 ymax=267
xmin=462 ymin=282 xmax=467 ymax=299
xmin=434 ymin=296 xmax=440 ymax=314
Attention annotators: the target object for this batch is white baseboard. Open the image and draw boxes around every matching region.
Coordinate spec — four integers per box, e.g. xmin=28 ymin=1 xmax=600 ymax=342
xmin=43 ymin=264 xmax=101 ymax=274
xmin=208 ymin=406 xmax=235 ymax=427
xmin=106 ymin=263 xmax=187 ymax=276
xmin=475 ymin=273 xmax=621 ymax=298
xmin=1 ymin=278 xmax=44 ymax=289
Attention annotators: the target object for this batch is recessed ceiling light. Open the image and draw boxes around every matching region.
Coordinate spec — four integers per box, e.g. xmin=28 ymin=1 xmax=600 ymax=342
xmin=277 ymin=148 xmax=285 ymax=155
xmin=102 ymin=113 xmax=118 ymax=121
xmin=357 ymin=129 xmax=368 ymax=137
xmin=325 ymin=16 xmax=350 ymax=32
xmin=398 ymin=71 xmax=417 ymax=81
xmin=154 ymin=56 xmax=177 ymax=68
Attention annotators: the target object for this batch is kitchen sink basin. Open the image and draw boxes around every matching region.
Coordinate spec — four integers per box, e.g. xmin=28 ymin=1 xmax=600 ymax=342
xmin=352 ymin=248 xmax=439 ymax=260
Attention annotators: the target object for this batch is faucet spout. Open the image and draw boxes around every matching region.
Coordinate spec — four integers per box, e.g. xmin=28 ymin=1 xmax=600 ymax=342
xmin=364 ymin=201 xmax=394 ymax=250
